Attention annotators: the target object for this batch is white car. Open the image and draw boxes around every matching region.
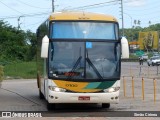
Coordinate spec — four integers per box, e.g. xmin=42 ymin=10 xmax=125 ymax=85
xmin=141 ymin=54 xmax=148 ymax=59
xmin=147 ymin=56 xmax=160 ymax=66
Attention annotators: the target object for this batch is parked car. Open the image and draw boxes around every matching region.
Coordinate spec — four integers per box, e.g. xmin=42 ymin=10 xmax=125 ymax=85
xmin=147 ymin=56 xmax=160 ymax=66
xmin=141 ymin=54 xmax=148 ymax=59
xmin=152 ymin=54 xmax=160 ymax=58
xmin=152 ymin=52 xmax=160 ymax=57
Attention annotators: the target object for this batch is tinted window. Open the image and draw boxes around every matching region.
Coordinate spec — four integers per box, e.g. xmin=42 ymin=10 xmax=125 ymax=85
xmin=51 ymin=22 xmax=118 ymax=40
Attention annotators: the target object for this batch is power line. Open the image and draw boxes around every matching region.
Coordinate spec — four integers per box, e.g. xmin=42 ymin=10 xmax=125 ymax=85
xmin=0 ymin=1 xmax=23 ymax=14
xmin=65 ymin=0 xmax=142 ymax=11
xmin=0 ymin=0 xmax=140 ymax=20
xmin=71 ymin=0 xmax=142 ymax=10
xmin=16 ymin=0 xmax=50 ymax=9
xmin=0 ymin=11 xmax=51 ymax=19
xmin=2 ymin=0 xmax=158 ymax=30
xmin=0 ymin=0 xmax=119 ymax=20
xmin=67 ymin=0 xmax=119 ymax=11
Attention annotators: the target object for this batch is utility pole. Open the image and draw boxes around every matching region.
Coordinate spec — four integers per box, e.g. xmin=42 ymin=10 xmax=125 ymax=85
xmin=52 ymin=0 xmax=54 ymax=12
xmin=18 ymin=16 xmax=23 ymax=30
xmin=120 ymin=0 xmax=124 ymax=36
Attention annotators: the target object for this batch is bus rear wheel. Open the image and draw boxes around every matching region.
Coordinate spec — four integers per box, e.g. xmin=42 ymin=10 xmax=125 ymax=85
xmin=102 ymin=103 xmax=110 ymax=108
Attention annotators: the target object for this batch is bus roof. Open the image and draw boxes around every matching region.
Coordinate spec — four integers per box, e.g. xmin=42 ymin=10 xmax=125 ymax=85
xmin=49 ymin=11 xmax=118 ymax=22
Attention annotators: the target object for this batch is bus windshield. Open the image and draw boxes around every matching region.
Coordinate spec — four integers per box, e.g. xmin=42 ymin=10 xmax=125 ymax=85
xmin=48 ymin=41 xmax=121 ymax=81
xmin=51 ymin=22 xmax=118 ymax=40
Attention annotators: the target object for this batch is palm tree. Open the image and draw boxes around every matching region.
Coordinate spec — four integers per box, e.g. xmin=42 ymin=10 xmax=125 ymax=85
xmin=149 ymin=21 xmax=151 ymax=26
xmin=137 ymin=20 xmax=141 ymax=26
xmin=134 ymin=20 xmax=137 ymax=26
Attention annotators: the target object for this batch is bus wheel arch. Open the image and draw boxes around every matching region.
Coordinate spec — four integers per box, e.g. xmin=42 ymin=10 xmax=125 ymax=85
xmin=37 ymin=73 xmax=40 ymax=88
xmin=47 ymin=102 xmax=56 ymax=111
xmin=102 ymin=103 xmax=110 ymax=108
xmin=39 ymin=89 xmax=45 ymax=99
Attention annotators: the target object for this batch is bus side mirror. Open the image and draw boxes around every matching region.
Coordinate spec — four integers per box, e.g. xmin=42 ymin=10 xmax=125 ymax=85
xmin=121 ymin=37 xmax=129 ymax=58
xmin=41 ymin=35 xmax=49 ymax=58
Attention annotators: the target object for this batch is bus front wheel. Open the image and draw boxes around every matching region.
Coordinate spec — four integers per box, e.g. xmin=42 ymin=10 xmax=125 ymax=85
xmin=39 ymin=90 xmax=45 ymax=99
xmin=47 ymin=102 xmax=56 ymax=111
xmin=102 ymin=103 xmax=110 ymax=108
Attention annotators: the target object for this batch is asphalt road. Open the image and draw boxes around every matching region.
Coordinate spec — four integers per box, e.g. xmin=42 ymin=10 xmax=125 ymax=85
xmin=0 ymin=62 xmax=160 ymax=119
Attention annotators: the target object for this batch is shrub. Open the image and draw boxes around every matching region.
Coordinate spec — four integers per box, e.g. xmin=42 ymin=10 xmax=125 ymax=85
xmin=0 ymin=65 xmax=4 ymax=80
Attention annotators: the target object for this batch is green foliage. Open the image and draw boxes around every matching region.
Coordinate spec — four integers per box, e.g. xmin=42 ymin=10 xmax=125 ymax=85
xmin=24 ymin=31 xmax=37 ymax=61
xmin=129 ymin=54 xmax=138 ymax=59
xmin=0 ymin=20 xmax=37 ymax=79
xmin=120 ymin=27 xmax=141 ymax=41
xmin=4 ymin=61 xmax=36 ymax=79
xmin=0 ymin=20 xmax=36 ymax=62
xmin=0 ymin=65 xmax=4 ymax=81
xmin=120 ymin=23 xmax=160 ymax=42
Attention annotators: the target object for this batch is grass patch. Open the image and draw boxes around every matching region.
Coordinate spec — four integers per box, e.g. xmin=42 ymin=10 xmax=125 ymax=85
xmin=4 ymin=61 xmax=37 ymax=79
xmin=129 ymin=54 xmax=138 ymax=59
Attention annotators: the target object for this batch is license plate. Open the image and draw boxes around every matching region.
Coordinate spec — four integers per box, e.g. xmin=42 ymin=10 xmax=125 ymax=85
xmin=78 ymin=96 xmax=90 ymax=101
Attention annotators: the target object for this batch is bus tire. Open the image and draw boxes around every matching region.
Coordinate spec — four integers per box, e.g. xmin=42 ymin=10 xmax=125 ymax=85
xmin=47 ymin=102 xmax=56 ymax=111
xmin=39 ymin=90 xmax=45 ymax=99
xmin=37 ymin=73 xmax=40 ymax=88
xmin=102 ymin=103 xmax=110 ymax=108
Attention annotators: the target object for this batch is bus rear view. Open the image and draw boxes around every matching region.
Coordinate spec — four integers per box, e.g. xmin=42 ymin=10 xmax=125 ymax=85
xmin=37 ymin=11 xmax=129 ymax=110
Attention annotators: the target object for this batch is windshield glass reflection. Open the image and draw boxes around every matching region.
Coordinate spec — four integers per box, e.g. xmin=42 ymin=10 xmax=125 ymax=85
xmin=48 ymin=42 xmax=120 ymax=80
xmin=51 ymin=22 xmax=118 ymax=39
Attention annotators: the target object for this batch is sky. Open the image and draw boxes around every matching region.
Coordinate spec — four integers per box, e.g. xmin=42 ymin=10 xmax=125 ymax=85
xmin=0 ymin=0 xmax=160 ymax=33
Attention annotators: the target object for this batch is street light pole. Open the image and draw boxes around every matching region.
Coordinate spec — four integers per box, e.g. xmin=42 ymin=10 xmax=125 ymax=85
xmin=120 ymin=0 xmax=124 ymax=36
xmin=124 ymin=13 xmax=132 ymax=28
xmin=124 ymin=13 xmax=133 ymax=41
xmin=52 ymin=0 xmax=54 ymax=12
xmin=18 ymin=16 xmax=23 ymax=30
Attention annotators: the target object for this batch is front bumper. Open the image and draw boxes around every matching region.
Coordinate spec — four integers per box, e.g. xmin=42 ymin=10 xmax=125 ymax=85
xmin=47 ymin=91 xmax=119 ymax=104
xmin=153 ymin=62 xmax=160 ymax=65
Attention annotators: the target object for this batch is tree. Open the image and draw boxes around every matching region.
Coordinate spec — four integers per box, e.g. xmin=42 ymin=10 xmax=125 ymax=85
xmin=0 ymin=20 xmax=36 ymax=62
xmin=149 ymin=21 xmax=151 ymax=26
xmin=137 ymin=20 xmax=141 ymax=26
xmin=24 ymin=30 xmax=37 ymax=61
xmin=134 ymin=20 xmax=137 ymax=25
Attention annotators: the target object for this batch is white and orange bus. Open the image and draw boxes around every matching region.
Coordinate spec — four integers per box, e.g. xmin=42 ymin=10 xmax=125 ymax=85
xmin=36 ymin=11 xmax=129 ymax=110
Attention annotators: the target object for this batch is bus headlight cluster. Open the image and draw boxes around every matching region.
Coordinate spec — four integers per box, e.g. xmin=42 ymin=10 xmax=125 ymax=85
xmin=49 ymin=86 xmax=66 ymax=92
xmin=103 ymin=87 xmax=120 ymax=93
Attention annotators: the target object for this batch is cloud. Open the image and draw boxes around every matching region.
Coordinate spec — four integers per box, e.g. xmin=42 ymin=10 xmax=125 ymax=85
xmin=125 ymin=0 xmax=146 ymax=7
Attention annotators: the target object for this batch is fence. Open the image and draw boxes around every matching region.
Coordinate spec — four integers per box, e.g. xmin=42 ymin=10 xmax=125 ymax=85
xmin=122 ymin=76 xmax=159 ymax=104
xmin=122 ymin=63 xmax=160 ymax=78
xmin=121 ymin=62 xmax=160 ymax=104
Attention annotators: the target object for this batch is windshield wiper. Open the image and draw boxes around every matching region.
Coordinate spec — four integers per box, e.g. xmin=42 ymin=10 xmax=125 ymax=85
xmin=67 ymin=56 xmax=82 ymax=79
xmin=86 ymin=49 xmax=103 ymax=79
xmin=86 ymin=57 xmax=103 ymax=79
xmin=67 ymin=47 xmax=82 ymax=78
xmin=71 ymin=56 xmax=82 ymax=72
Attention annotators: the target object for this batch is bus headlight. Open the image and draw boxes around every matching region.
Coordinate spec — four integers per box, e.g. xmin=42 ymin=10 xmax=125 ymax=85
xmin=103 ymin=87 xmax=120 ymax=93
xmin=49 ymin=86 xmax=66 ymax=92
